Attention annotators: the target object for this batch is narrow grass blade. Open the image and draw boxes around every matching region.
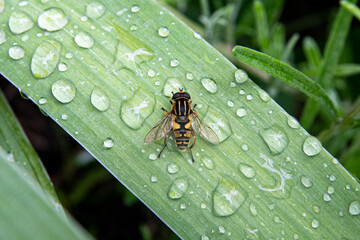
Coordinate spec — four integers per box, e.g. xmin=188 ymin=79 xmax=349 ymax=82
xmin=341 ymin=0 xmax=360 ymax=21
xmin=280 ymin=32 xmax=299 ymax=62
xmin=253 ymin=0 xmax=270 ymax=52
xmin=233 ymin=46 xmax=337 ymax=115
xmin=302 ymin=36 xmax=321 ymax=68
xmin=335 ymin=63 xmax=360 ymax=77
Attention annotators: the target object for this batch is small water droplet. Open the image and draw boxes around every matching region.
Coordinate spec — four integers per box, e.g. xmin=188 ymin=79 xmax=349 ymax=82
xmin=249 ymin=203 xmax=258 ymax=216
xmin=151 ymin=176 xmax=158 ymax=182
xmin=130 ymin=24 xmax=137 ymax=31
xmin=323 ymin=193 xmax=331 ymax=202
xmin=227 ymin=101 xmax=234 ymax=107
xmin=203 ymin=107 xmax=231 ymax=142
xmin=0 ymin=28 xmax=6 ymax=44
xmin=58 ymin=63 xmax=68 ymax=72
xmin=51 ymin=79 xmax=76 ymax=103
xmin=349 ymin=201 xmax=360 ymax=215
xmin=86 ymin=2 xmax=105 ymax=19
xmin=61 ymin=113 xmax=68 ymax=120
xmin=246 ymin=94 xmax=253 ymax=100
xmin=147 ymin=69 xmax=156 ymax=77
xmin=260 ymin=124 xmax=289 ymax=155
xmin=131 ymin=5 xmax=140 ymax=13
xmin=311 ymin=219 xmax=320 ymax=228
xmin=21 ymin=34 xmax=29 ymax=42
xmin=158 ymin=27 xmax=169 ymax=37
xmin=91 ymin=88 xmax=110 ymax=112
xmin=234 ymin=69 xmax=248 ymax=83
xmin=201 ymin=235 xmax=209 ymax=240
xmin=38 ymin=98 xmax=47 ymax=105
xmin=200 ymin=203 xmax=207 ymax=209
xmin=212 ymin=177 xmax=247 ymax=217
xmin=218 ymin=226 xmax=225 ymax=234
xmin=300 ymin=175 xmax=312 ymax=188
xmin=148 ymin=153 xmax=157 ymax=160
xmin=329 ymin=174 xmax=336 ymax=182
xmin=229 ymin=82 xmax=236 ymax=87
xmin=201 ymin=78 xmax=218 ymax=94
xmin=167 ymin=163 xmax=179 ymax=174
xmin=168 ymin=178 xmax=189 ymax=199
xmin=186 ymin=72 xmax=194 ymax=80
xmin=287 ymin=116 xmax=300 ymax=129
xmin=103 ymin=138 xmax=114 ymax=148
xmin=81 ymin=15 xmax=88 ymax=21
xmin=8 ymin=46 xmax=25 ymax=60
xmin=327 ymin=186 xmax=335 ymax=194
xmin=38 ymin=8 xmax=68 ymax=31
xmin=74 ymin=31 xmax=94 ymax=48
xmin=65 ymin=52 xmax=73 ymax=59
xmin=31 ymin=40 xmax=61 ymax=78
xmin=239 ymin=89 xmax=245 ymax=95
xmin=236 ymin=108 xmax=247 ymax=118
xmin=170 ymin=59 xmax=179 ymax=67
xmin=303 ymin=136 xmax=322 ymax=156
xmin=258 ymin=89 xmax=270 ymax=102
xmin=339 ymin=210 xmax=344 ymax=216
xmin=9 ymin=11 xmax=34 ymax=34
xmin=163 ymin=78 xmax=183 ymax=97
xmin=180 ymin=203 xmax=186 ymax=209
xmin=238 ymin=164 xmax=256 ymax=179
xmin=120 ymin=90 xmax=155 ymax=130
xmin=201 ymin=156 xmax=215 ymax=170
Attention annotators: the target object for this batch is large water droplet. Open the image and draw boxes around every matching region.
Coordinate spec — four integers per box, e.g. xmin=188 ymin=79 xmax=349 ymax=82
xmin=203 ymin=107 xmax=231 ymax=142
xmin=238 ymin=163 xmax=256 ymax=179
xmin=0 ymin=28 xmax=6 ymax=44
xmin=0 ymin=0 xmax=4 ymax=13
xmin=158 ymin=27 xmax=169 ymax=37
xmin=168 ymin=178 xmax=189 ymax=199
xmin=201 ymin=78 xmax=218 ymax=94
xmin=8 ymin=11 xmax=34 ymax=34
xmin=212 ymin=177 xmax=247 ymax=217
xmin=38 ymin=8 xmax=68 ymax=31
xmin=349 ymin=201 xmax=360 ymax=215
xmin=234 ymin=69 xmax=248 ymax=83
xmin=300 ymin=175 xmax=312 ymax=188
xmin=91 ymin=88 xmax=110 ymax=111
xmin=257 ymin=89 xmax=270 ymax=102
xmin=303 ymin=136 xmax=322 ymax=156
xmin=51 ymin=79 xmax=76 ymax=103
xmin=31 ymin=40 xmax=61 ymax=78
xmin=201 ymin=156 xmax=215 ymax=170
xmin=86 ymin=2 xmax=105 ymax=19
xmin=120 ymin=90 xmax=155 ymax=130
xmin=74 ymin=32 xmax=94 ymax=48
xmin=167 ymin=163 xmax=179 ymax=174
xmin=8 ymin=46 xmax=25 ymax=60
xmin=311 ymin=219 xmax=320 ymax=228
xmin=260 ymin=124 xmax=289 ymax=155
xmin=163 ymin=78 xmax=183 ymax=97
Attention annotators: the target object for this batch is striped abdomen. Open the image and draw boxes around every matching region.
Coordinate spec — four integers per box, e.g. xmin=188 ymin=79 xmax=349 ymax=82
xmin=173 ymin=119 xmax=192 ymax=151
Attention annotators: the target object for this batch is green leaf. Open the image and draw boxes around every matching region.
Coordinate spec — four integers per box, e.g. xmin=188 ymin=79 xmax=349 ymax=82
xmin=302 ymin=36 xmax=321 ymax=69
xmin=335 ymin=63 xmax=360 ymax=77
xmin=340 ymin=0 xmax=360 ymax=21
xmin=253 ymin=0 xmax=270 ymax=52
xmin=232 ymin=45 xmax=337 ymax=115
xmin=1 ymin=0 xmax=360 ymax=239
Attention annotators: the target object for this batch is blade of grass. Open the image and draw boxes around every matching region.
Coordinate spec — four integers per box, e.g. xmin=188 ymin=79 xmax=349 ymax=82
xmin=335 ymin=63 xmax=360 ymax=77
xmin=302 ymin=36 xmax=321 ymax=68
xmin=340 ymin=0 xmax=360 ymax=21
xmin=253 ymin=0 xmax=270 ymax=52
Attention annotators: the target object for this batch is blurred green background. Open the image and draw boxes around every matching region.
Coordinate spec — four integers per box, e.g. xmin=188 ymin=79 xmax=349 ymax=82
xmin=1 ymin=0 xmax=359 ymax=239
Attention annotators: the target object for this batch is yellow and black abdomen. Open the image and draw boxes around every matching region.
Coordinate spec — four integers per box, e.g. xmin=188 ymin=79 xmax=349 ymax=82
xmin=173 ymin=119 xmax=192 ymax=151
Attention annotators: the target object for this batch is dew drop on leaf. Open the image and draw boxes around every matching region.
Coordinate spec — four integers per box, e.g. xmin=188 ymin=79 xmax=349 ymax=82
xmin=168 ymin=178 xmax=189 ymax=199
xmin=327 ymin=186 xmax=335 ymax=194
xmin=148 ymin=153 xmax=157 ymax=160
xmin=186 ymin=72 xmax=194 ymax=80
xmin=201 ymin=156 xmax=215 ymax=170
xmin=238 ymin=163 xmax=256 ymax=179
xmin=349 ymin=201 xmax=360 ymax=215
xmin=8 ymin=46 xmax=25 ymax=60
xmin=74 ymin=32 xmax=95 ymax=48
xmin=91 ymin=87 xmax=110 ymax=111
xmin=287 ymin=116 xmax=300 ymax=129
xmin=203 ymin=107 xmax=231 ymax=142
xmin=8 ymin=11 xmax=34 ymax=34
xmin=0 ymin=28 xmax=6 ymax=44
xmin=86 ymin=2 xmax=105 ymax=19
xmin=311 ymin=219 xmax=320 ymax=228
xmin=201 ymin=78 xmax=218 ymax=94
xmin=61 ymin=113 xmax=68 ymax=120
xmin=163 ymin=78 xmax=183 ymax=97
xmin=31 ymin=40 xmax=61 ymax=79
xmin=249 ymin=203 xmax=258 ymax=216
xmin=38 ymin=98 xmax=47 ymax=105
xmin=234 ymin=69 xmax=248 ymax=83
xmin=167 ymin=163 xmax=179 ymax=174
xmin=260 ymin=124 xmax=289 ymax=155
xmin=212 ymin=176 xmax=247 ymax=217
xmin=201 ymin=235 xmax=210 ymax=240
xmin=300 ymin=175 xmax=312 ymax=188
xmin=236 ymin=108 xmax=247 ymax=118
xmin=158 ymin=26 xmax=169 ymax=37
xmin=303 ymin=136 xmax=322 ymax=156
xmin=131 ymin=5 xmax=140 ymax=13
xmin=151 ymin=176 xmax=157 ymax=183
xmin=170 ymin=59 xmax=179 ymax=67
xmin=38 ymin=8 xmax=68 ymax=31
xmin=323 ymin=193 xmax=331 ymax=202
xmin=257 ymin=89 xmax=270 ymax=102
xmin=103 ymin=138 xmax=114 ymax=148
xmin=51 ymin=79 xmax=76 ymax=103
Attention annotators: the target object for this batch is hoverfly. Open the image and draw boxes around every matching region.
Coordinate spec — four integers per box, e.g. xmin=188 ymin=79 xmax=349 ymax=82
xmin=144 ymin=89 xmax=219 ymax=162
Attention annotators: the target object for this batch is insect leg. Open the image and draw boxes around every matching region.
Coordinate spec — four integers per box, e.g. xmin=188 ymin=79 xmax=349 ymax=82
xmin=157 ymin=129 xmax=172 ymax=159
xmin=161 ymin=107 xmax=169 ymax=114
xmin=193 ymin=103 xmax=197 ymax=109
xmin=168 ymin=98 xmax=173 ymax=104
xmin=189 ymin=130 xmax=196 ymax=149
xmin=188 ymin=148 xmax=195 ymax=163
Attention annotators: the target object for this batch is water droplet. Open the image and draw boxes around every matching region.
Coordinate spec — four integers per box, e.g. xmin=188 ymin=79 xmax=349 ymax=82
xmin=170 ymin=59 xmax=179 ymax=67
xmin=323 ymin=193 xmax=331 ymax=202
xmin=303 ymin=136 xmax=322 ymax=156
xmin=130 ymin=24 xmax=137 ymax=31
xmin=203 ymin=107 xmax=231 ymax=142
xmin=249 ymin=203 xmax=258 ymax=216
xmin=58 ymin=63 xmax=68 ymax=72
xmin=21 ymin=34 xmax=29 ymax=42
xmin=8 ymin=46 xmax=25 ymax=60
xmin=238 ymin=164 xmax=256 ymax=178
xmin=65 ymin=52 xmax=73 ymax=59
xmin=327 ymin=186 xmax=335 ymax=194
xmin=260 ymin=124 xmax=289 ymax=155
xmin=246 ymin=94 xmax=253 ymax=100
xmin=131 ymin=5 xmax=140 ymax=13
xmin=201 ymin=156 xmax=215 ymax=169
xmin=300 ymin=175 xmax=312 ymax=188
xmin=229 ymin=82 xmax=236 ymax=87
xmin=258 ymin=89 xmax=270 ymax=102
xmin=86 ymin=2 xmax=105 ymax=19
xmin=311 ymin=219 xmax=319 ymax=228
xmin=349 ymin=201 xmax=360 ymax=215
xmin=186 ymin=72 xmax=194 ymax=80
xmin=151 ymin=176 xmax=158 ymax=182
xmin=148 ymin=153 xmax=157 ymax=160
xmin=168 ymin=178 xmax=189 ymax=199
xmin=120 ymin=90 xmax=155 ymax=130
xmin=163 ymin=78 xmax=183 ymax=97
xmin=103 ymin=138 xmax=114 ymax=148
xmin=201 ymin=78 xmax=218 ymax=94
xmin=329 ymin=174 xmax=336 ymax=182
xmin=38 ymin=8 xmax=68 ymax=31
xmin=200 ymin=203 xmax=207 ymax=209
xmin=9 ymin=11 xmax=34 ymax=34
xmin=51 ymin=79 xmax=76 ymax=103
xmin=234 ymin=69 xmax=248 ymax=83
xmin=227 ymin=101 xmax=234 ymax=107
xmin=0 ymin=28 xmax=6 ymax=44
xmin=219 ymin=226 xmax=226 ymax=234
xmin=212 ymin=177 xmax=247 ymax=217
xmin=158 ymin=27 xmax=169 ymax=37
xmin=61 ymin=114 xmax=68 ymax=120
xmin=201 ymin=235 xmax=209 ymax=240
xmin=31 ymin=40 xmax=61 ymax=78
xmin=91 ymin=88 xmax=110 ymax=111
xmin=74 ymin=32 xmax=94 ymax=48
xmin=167 ymin=163 xmax=179 ymax=174
xmin=239 ymin=89 xmax=245 ymax=95
xmin=180 ymin=203 xmax=186 ymax=209
xmin=80 ymin=15 xmax=88 ymax=21
xmin=312 ymin=205 xmax=320 ymax=214
xmin=287 ymin=116 xmax=300 ymax=129
xmin=0 ymin=0 xmax=4 ymax=13
xmin=236 ymin=108 xmax=247 ymax=118
xmin=147 ymin=69 xmax=156 ymax=77
xmin=38 ymin=98 xmax=47 ymax=105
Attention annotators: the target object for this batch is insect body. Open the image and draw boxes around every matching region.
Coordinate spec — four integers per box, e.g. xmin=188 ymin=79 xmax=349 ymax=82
xmin=144 ymin=89 xmax=219 ymax=162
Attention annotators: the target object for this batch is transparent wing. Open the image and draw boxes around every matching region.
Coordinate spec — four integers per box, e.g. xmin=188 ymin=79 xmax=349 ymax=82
xmin=144 ymin=113 xmax=173 ymax=144
xmin=191 ymin=113 xmax=219 ymax=145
